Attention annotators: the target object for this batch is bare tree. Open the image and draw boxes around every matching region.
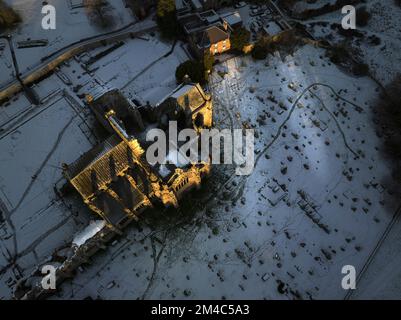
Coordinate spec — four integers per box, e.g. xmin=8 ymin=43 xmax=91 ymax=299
xmin=0 ymin=0 xmax=21 ymax=31
xmin=84 ymin=0 xmax=115 ymax=29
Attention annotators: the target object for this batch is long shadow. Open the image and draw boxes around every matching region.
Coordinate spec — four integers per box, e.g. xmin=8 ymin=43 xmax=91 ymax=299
xmin=371 ymin=75 xmax=401 ymax=215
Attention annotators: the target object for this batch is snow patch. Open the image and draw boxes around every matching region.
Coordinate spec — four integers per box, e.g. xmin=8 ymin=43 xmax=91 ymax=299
xmin=73 ymin=220 xmax=106 ymax=247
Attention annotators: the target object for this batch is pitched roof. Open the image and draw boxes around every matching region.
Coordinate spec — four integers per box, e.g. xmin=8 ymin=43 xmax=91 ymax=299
xmin=157 ymin=83 xmax=209 ymax=113
xmin=205 ymin=25 xmax=229 ymax=44
xmin=169 ymin=83 xmax=209 ymax=113
xmin=68 ymin=139 xmax=136 ymax=200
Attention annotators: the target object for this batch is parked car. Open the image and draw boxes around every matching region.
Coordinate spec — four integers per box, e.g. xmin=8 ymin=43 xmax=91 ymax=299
xmin=234 ymin=1 xmax=247 ymax=8
xmin=250 ymin=8 xmax=263 ymax=16
xmin=250 ymin=21 xmax=260 ymax=32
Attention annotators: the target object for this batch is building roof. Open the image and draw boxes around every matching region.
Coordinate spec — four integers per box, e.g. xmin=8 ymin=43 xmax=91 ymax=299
xmin=68 ymin=139 xmax=137 ymax=200
xmin=189 ymin=0 xmax=202 ymax=10
xmin=205 ymin=25 xmax=229 ymax=44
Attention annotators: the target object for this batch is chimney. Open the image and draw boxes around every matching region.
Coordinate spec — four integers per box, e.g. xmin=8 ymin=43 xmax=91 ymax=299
xmin=223 ymin=20 xmax=228 ymax=31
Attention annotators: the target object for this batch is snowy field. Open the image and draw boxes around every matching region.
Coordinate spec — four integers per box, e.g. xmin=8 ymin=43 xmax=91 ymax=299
xmin=0 ymin=86 xmax=96 ymax=299
xmin=301 ymin=0 xmax=401 ymax=86
xmin=43 ymin=44 xmax=400 ymax=300
xmin=0 ymin=0 xmax=136 ymax=86
xmin=0 ymin=31 xmax=192 ymax=299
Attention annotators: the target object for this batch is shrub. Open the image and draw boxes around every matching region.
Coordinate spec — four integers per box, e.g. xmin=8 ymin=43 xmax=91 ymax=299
xmin=274 ymin=30 xmax=303 ymax=55
xmin=254 ymin=30 xmax=303 ymax=59
xmin=230 ymin=26 xmax=251 ymax=52
xmin=175 ymin=60 xmax=205 ymax=84
xmin=327 ymin=43 xmax=350 ymax=64
xmin=126 ymin=0 xmax=153 ymax=19
xmin=368 ymin=35 xmax=381 ymax=46
xmin=352 ymin=63 xmax=369 ymax=76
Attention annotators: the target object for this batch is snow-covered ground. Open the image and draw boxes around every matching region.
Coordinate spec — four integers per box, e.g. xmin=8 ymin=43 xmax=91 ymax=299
xmin=0 ymin=30 xmax=192 ymax=299
xmin=0 ymin=0 xmax=136 ymax=86
xmin=0 ymin=86 xmax=95 ymax=299
xmin=44 ymin=44 xmax=399 ymax=300
xmin=351 ymin=214 xmax=401 ymax=299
